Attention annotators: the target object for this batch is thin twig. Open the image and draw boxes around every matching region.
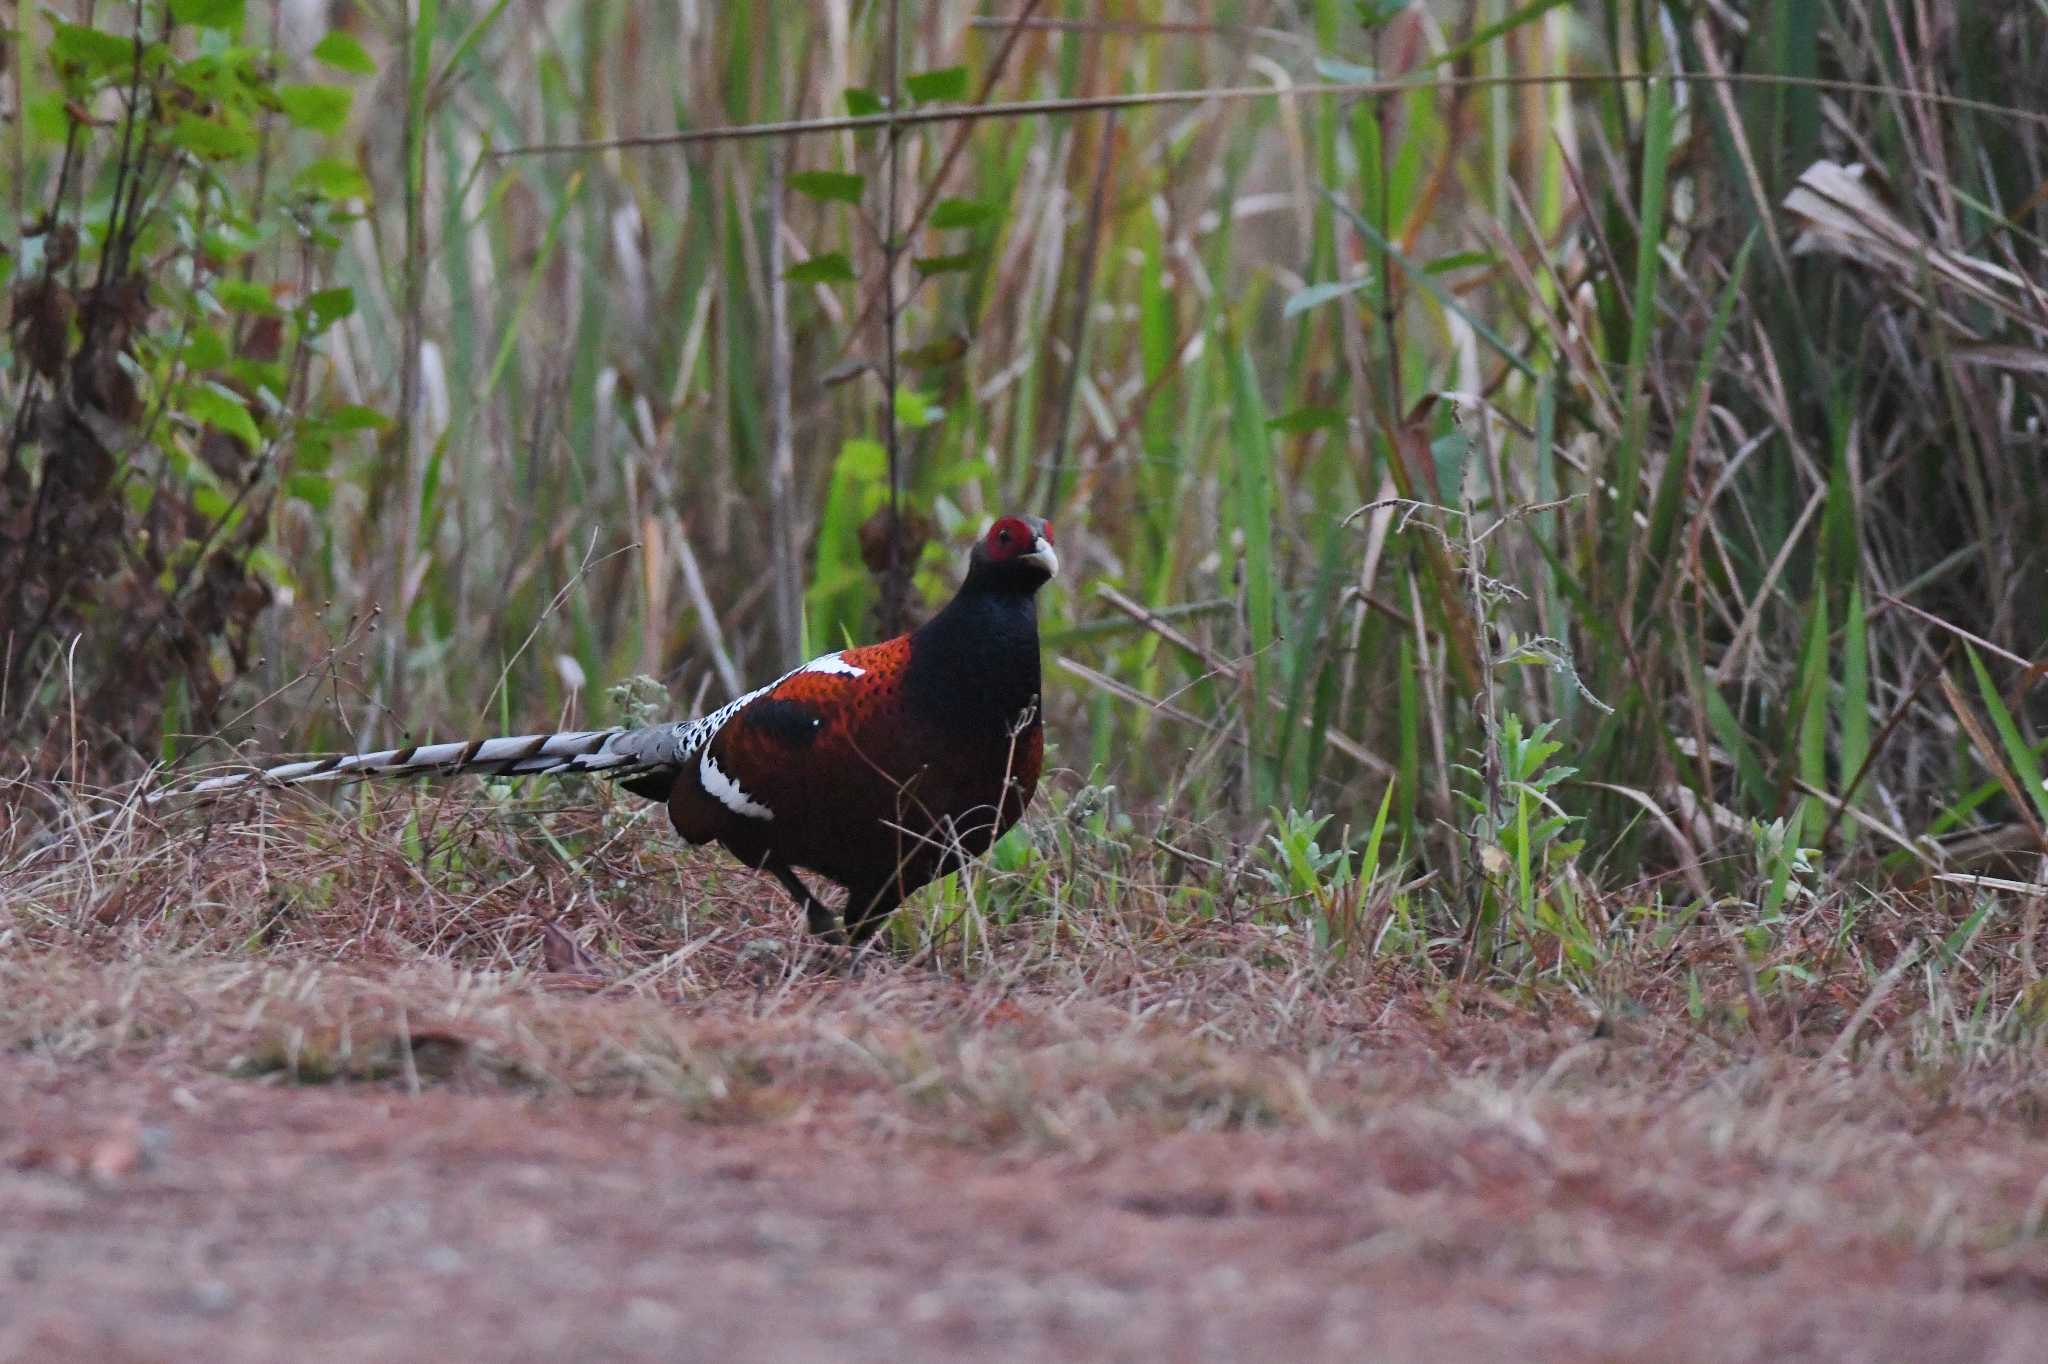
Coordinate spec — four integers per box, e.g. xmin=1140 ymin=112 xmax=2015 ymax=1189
xmin=967 ymin=14 xmax=1308 ymax=46
xmin=486 ymin=72 xmax=2048 ymax=160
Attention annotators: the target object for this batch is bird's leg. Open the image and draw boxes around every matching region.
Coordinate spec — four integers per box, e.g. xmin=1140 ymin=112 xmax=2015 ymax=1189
xmin=842 ymin=883 xmax=904 ymax=948
xmin=768 ymin=864 xmax=846 ymax=945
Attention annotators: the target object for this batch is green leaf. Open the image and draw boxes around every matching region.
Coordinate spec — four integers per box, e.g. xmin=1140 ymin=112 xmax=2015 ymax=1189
xmin=307 ymin=286 xmax=355 ymax=331
xmin=191 ymin=483 xmax=233 ymax=522
xmin=294 ymin=157 xmax=371 ymax=200
xmin=170 ymin=0 xmax=245 ymax=30
xmin=905 ymin=66 xmax=968 ymax=103
xmin=787 ymin=252 xmax=855 ymax=285
xmin=1965 ymin=645 xmax=2048 ymax=830
xmin=844 ymin=88 xmax=885 ymax=117
xmin=1432 ymin=431 xmax=1472 ymax=501
xmin=912 ymin=252 xmax=976 ymax=277
xmin=275 ymin=83 xmax=353 ymax=134
xmin=311 ymin=30 xmax=376 ymax=75
xmin=183 ymin=383 xmax=261 ymax=450
xmin=1425 ymin=250 xmax=1495 ymax=274
xmin=172 ymin=111 xmax=257 ymax=160
xmin=286 ymin=470 xmax=333 ymax=509
xmin=327 ymin=403 xmax=387 ymax=431
xmin=217 ymin=279 xmax=279 ymax=315
xmin=26 ymin=92 xmax=69 ymax=141
xmin=228 ymin=358 xmax=289 ymax=398
xmin=1267 ymin=406 xmax=1346 ymax=434
xmin=1282 ymin=277 xmax=1371 ymax=319
xmin=930 ymin=197 xmax=997 ymax=229
xmin=805 ymin=437 xmax=890 ymax=654
xmin=51 ymin=23 xmax=135 ymax=76
xmin=183 ymin=326 xmax=231 ymax=371
xmin=198 ymin=228 xmax=256 ymax=267
xmin=894 ymin=386 xmax=941 ymax=428
xmin=789 ymin=170 xmax=865 ymax=204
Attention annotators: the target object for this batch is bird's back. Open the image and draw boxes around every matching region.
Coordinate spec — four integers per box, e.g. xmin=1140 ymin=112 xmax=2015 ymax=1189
xmin=665 ymin=635 xmax=1043 ymax=898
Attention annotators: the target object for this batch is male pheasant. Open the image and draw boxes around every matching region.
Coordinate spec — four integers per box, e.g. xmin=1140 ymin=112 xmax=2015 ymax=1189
xmin=177 ymin=515 xmax=1057 ymax=944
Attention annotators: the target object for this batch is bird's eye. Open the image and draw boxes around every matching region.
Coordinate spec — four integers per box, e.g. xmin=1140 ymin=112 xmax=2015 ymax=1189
xmin=998 ymin=528 xmax=1011 ymax=542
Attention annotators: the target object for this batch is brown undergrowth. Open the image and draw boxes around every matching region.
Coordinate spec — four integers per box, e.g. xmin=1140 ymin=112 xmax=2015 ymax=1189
xmin=7 ymin=778 xmax=2048 ymax=1142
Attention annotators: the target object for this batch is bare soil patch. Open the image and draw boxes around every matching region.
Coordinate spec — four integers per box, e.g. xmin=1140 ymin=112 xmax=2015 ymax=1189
xmin=7 ymin=935 xmax=2048 ymax=1363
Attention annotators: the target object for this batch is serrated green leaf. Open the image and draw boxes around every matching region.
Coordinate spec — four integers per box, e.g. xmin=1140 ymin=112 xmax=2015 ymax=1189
xmin=789 ymin=170 xmax=865 ymax=204
xmin=311 ymin=30 xmax=375 ymax=75
xmin=275 ymin=83 xmax=352 ymax=134
xmin=172 ymin=111 xmax=257 ymax=160
xmin=787 ymin=252 xmax=855 ymax=285
xmin=930 ymin=197 xmax=997 ymax=229
xmin=171 ymin=0 xmax=245 ymax=30
xmin=905 ymin=66 xmax=968 ymax=103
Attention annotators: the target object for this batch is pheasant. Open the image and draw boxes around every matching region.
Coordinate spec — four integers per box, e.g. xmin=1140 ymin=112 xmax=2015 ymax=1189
xmin=176 ymin=515 xmax=1058 ymax=944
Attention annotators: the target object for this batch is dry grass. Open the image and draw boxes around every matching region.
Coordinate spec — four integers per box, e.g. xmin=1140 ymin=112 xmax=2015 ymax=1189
xmin=10 ymin=776 xmax=2048 ymax=1147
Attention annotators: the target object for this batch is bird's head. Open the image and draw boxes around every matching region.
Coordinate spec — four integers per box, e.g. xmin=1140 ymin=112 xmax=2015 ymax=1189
xmin=969 ymin=514 xmax=1058 ymax=592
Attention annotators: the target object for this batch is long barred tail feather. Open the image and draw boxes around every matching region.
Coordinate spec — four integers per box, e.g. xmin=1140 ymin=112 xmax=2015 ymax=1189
xmin=161 ymin=720 xmax=704 ymax=801
xmin=158 ymin=661 xmax=783 ymax=802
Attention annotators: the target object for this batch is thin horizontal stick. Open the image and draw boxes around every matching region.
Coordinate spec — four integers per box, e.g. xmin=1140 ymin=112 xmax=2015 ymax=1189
xmin=966 ymin=14 xmax=1305 ymax=45
xmin=489 ymin=72 xmax=2048 ymax=160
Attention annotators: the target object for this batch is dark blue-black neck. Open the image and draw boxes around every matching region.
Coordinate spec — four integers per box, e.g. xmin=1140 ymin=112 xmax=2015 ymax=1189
xmin=905 ymin=569 xmax=1044 ymax=734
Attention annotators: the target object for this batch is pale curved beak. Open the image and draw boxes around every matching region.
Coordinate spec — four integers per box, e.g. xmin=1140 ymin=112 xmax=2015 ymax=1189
xmin=1022 ymin=535 xmax=1059 ymax=578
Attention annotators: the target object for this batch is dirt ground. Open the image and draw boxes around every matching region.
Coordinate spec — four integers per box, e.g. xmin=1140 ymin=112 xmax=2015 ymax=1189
xmin=9 ymin=981 xmax=2048 ymax=1364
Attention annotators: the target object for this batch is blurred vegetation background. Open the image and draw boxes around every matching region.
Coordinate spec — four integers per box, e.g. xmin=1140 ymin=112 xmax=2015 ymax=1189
xmin=4 ymin=0 xmax=2046 ymax=911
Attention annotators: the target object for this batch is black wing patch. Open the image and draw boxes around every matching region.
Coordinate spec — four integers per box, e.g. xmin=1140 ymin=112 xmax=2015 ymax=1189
xmin=616 ymin=769 xmax=678 ymax=803
xmin=739 ymin=697 xmax=827 ymax=749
